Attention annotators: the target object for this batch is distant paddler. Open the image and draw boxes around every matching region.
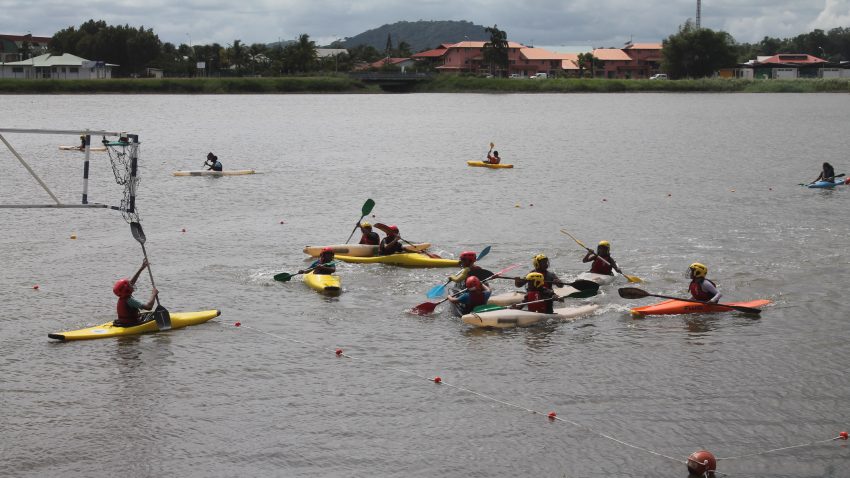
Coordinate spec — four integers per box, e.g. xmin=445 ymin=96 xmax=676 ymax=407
xmin=687 ymin=262 xmax=721 ymax=303
xmin=812 ymin=161 xmax=836 ymax=184
xmin=205 ymin=152 xmax=222 ymax=172
xmin=300 ymin=247 xmax=337 ymax=275
xmin=486 ymin=142 xmax=501 ymax=165
xmin=112 ymin=259 xmax=159 ymax=327
xmin=356 ymin=221 xmax=380 ymax=246
xmin=378 ymin=225 xmax=404 ymax=255
xmin=582 ymin=240 xmax=622 ymax=277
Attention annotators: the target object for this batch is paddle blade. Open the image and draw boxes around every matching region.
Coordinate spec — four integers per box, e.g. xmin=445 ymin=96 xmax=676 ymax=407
xmin=472 ymin=304 xmax=504 ymax=313
xmin=274 ymin=272 xmax=294 ymax=282
xmin=618 ymin=287 xmax=649 ymax=299
xmin=153 ymin=305 xmax=171 ymax=330
xmin=426 ymin=282 xmax=448 ymax=299
xmin=477 ymin=245 xmax=491 ymax=261
xmin=411 ymin=301 xmax=438 ymax=315
xmin=624 ymin=274 xmax=643 ymax=283
xmin=728 ymin=305 xmax=762 ymax=314
xmin=570 ymin=279 xmax=600 ymax=292
xmin=362 ymin=198 xmax=375 ymax=216
xmin=129 ymin=221 xmax=146 ymax=245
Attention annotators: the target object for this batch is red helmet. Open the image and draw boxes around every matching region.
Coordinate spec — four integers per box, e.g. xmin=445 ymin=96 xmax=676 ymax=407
xmin=465 ymin=276 xmax=482 ymax=290
xmin=113 ymin=278 xmax=133 ymax=297
xmin=459 ymin=251 xmax=477 ymax=263
xmin=388 ymin=225 xmax=399 ymax=234
xmin=686 ymin=451 xmax=717 ymax=475
xmin=321 ymin=247 xmax=334 ymax=253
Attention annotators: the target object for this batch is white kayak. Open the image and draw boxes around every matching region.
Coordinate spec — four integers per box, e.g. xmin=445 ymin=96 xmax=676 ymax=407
xmin=59 ymin=145 xmax=107 ymax=152
xmin=487 ymin=283 xmax=592 ymax=307
xmin=173 ymin=170 xmax=257 ymax=176
xmin=577 ymin=272 xmax=616 ymax=285
xmin=303 ymin=243 xmax=431 ymax=258
xmin=462 ymin=304 xmax=599 ymax=328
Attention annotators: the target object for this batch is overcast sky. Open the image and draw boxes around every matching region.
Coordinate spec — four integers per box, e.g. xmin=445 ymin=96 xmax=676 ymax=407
xmin=4 ymin=0 xmax=849 ymax=48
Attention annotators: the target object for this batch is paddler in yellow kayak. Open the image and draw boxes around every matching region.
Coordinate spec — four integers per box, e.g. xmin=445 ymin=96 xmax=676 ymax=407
xmin=301 ymin=247 xmax=336 ymax=275
xmin=487 ymin=150 xmax=501 ymax=165
xmin=113 ymin=259 xmax=159 ymax=326
xmin=515 ymin=254 xmax=564 ymax=288
xmin=582 ymin=240 xmax=623 ymax=276
xmin=378 ymin=225 xmax=404 ymax=255
xmin=356 ymin=221 xmax=380 ymax=245
xmin=688 ymin=262 xmax=721 ymax=303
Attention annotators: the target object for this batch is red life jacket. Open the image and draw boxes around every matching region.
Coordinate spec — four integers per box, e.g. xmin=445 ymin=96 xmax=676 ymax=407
xmin=525 ymin=290 xmax=549 ymax=313
xmin=359 ymin=231 xmax=379 ymax=245
xmin=689 ymin=279 xmax=716 ymax=301
xmin=590 ymin=256 xmax=613 ymax=275
xmin=467 ymin=289 xmax=487 ymax=308
xmin=116 ymin=297 xmax=140 ymax=323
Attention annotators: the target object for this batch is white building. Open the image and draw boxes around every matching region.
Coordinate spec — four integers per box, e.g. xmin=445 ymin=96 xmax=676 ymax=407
xmin=0 ymin=53 xmax=116 ymax=79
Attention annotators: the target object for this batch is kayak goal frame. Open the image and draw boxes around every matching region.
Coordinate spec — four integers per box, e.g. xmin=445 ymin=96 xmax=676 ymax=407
xmin=0 ymin=128 xmax=136 ymax=211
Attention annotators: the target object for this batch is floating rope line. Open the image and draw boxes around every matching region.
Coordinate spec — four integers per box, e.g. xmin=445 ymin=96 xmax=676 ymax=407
xmin=224 ymin=321 xmax=847 ymax=475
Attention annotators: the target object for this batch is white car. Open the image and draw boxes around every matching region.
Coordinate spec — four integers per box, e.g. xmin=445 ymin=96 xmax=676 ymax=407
xmin=649 ymin=74 xmax=668 ymax=80
xmin=530 ymin=73 xmax=548 ymax=79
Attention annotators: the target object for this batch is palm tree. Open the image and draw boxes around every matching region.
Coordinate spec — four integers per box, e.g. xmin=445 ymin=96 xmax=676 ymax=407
xmin=483 ymin=25 xmax=509 ymax=77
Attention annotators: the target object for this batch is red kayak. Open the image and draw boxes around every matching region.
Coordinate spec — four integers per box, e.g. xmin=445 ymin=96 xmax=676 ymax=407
xmin=631 ymin=299 xmax=770 ymax=316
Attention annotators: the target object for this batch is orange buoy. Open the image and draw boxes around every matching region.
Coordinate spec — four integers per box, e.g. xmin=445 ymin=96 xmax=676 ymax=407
xmin=335 ymin=348 xmax=343 ymax=356
xmin=33 ymin=284 xmax=40 ymax=290
xmin=234 ymin=321 xmax=241 ymax=327
xmin=839 ymin=431 xmax=848 ymax=440
xmin=547 ymin=411 xmax=556 ymax=420
xmin=433 ymin=376 xmax=442 ymax=383
xmin=687 ymin=450 xmax=716 ymax=475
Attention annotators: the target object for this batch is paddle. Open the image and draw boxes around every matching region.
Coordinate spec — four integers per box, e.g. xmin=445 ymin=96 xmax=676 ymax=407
xmin=274 ymin=265 xmax=319 ymax=282
xmin=129 ymin=222 xmax=171 ymax=330
xmin=560 ymin=229 xmax=642 ymax=283
xmin=374 ymin=223 xmax=441 ymax=258
xmin=425 ymin=246 xmax=493 ymax=299
xmin=617 ymin=287 xmax=763 ymax=314
xmin=411 ymin=263 xmax=521 ymax=316
xmin=472 ymin=279 xmax=600 ymax=313
xmin=345 ymin=199 xmax=376 ymax=243
xmin=800 ymin=173 xmax=845 ymax=186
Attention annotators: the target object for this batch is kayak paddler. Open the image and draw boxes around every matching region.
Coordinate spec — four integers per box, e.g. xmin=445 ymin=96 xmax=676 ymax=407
xmin=356 ymin=221 xmax=380 ymax=246
xmin=301 ymin=247 xmax=336 ymax=275
xmin=511 ymin=272 xmax=561 ymax=314
xmin=515 ymin=254 xmax=564 ymax=288
xmin=582 ymin=240 xmax=622 ymax=276
xmin=79 ymin=134 xmax=86 ymax=150
xmin=378 ymin=225 xmax=404 ymax=255
xmin=688 ymin=262 xmax=721 ymax=303
xmin=448 ymin=250 xmax=493 ymax=286
xmin=447 ymin=276 xmax=492 ymax=315
xmin=813 ymin=161 xmax=836 ymax=184
xmin=113 ymin=259 xmax=159 ymax=327
xmin=487 ymin=150 xmax=501 ymax=165
xmin=205 ymin=152 xmax=222 ymax=171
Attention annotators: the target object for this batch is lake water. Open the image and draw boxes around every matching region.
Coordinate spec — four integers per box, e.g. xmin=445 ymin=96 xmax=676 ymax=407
xmin=1 ymin=93 xmax=849 ymax=477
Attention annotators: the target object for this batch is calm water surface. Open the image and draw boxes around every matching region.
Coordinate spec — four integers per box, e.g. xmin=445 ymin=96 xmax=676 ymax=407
xmin=1 ymin=93 xmax=849 ymax=477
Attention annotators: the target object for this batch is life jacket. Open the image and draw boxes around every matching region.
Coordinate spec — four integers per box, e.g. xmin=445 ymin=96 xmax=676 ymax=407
xmin=379 ymin=237 xmax=403 ymax=255
xmin=359 ymin=231 xmax=379 ymax=245
xmin=116 ymin=297 xmax=140 ymax=323
xmin=689 ymin=279 xmax=716 ymax=301
xmin=590 ymin=256 xmax=614 ymax=275
xmin=524 ymin=290 xmax=549 ymax=313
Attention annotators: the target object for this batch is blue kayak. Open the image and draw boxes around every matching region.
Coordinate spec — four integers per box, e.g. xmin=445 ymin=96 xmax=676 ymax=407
xmin=808 ymin=178 xmax=846 ymax=188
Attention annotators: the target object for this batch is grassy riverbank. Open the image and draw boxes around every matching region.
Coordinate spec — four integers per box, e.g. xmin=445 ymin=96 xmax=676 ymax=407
xmin=1 ymin=75 xmax=849 ymax=93
xmin=0 ymin=76 xmax=371 ymax=93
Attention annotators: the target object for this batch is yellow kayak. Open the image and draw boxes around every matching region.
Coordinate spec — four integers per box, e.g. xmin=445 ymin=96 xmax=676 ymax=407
xmin=335 ymin=253 xmax=460 ymax=268
xmin=172 ymin=170 xmax=256 ymax=176
xmin=302 ymin=243 xmax=431 ymax=257
xmin=303 ymin=271 xmax=341 ymax=296
xmin=48 ymin=309 xmax=221 ymax=341
xmin=467 ymin=161 xmax=514 ymax=169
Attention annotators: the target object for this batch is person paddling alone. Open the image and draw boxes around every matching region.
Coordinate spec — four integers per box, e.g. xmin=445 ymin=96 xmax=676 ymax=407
xmin=688 ymin=262 xmax=721 ymax=303
xmin=813 ymin=161 xmax=835 ymax=184
xmin=582 ymin=240 xmax=623 ymax=276
xmin=113 ymin=259 xmax=159 ymax=327
xmin=301 ymin=247 xmax=336 ymax=275
xmin=378 ymin=225 xmax=404 ymax=255
xmin=357 ymin=221 xmax=380 ymax=246
xmin=205 ymin=152 xmax=222 ymax=171
xmin=447 ymin=276 xmax=492 ymax=315
xmin=487 ymin=150 xmax=501 ymax=165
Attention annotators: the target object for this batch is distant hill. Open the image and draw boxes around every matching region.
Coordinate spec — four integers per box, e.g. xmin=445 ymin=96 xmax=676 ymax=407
xmin=341 ymin=20 xmax=489 ymax=53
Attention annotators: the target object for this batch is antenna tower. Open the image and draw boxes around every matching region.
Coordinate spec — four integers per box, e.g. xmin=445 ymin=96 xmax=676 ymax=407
xmin=696 ymin=0 xmax=702 ymax=29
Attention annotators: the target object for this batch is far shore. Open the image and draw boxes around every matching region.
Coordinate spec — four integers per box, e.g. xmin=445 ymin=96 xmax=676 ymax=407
xmin=1 ymin=75 xmax=848 ymax=94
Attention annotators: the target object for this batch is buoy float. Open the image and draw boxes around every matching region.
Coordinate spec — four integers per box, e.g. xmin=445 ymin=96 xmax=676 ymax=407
xmin=433 ymin=376 xmax=442 ymax=383
xmin=667 ymin=193 xmax=672 ymax=197
xmin=279 ymin=220 xmax=285 ymax=224
xmin=686 ymin=450 xmax=716 ymax=475
xmin=335 ymin=348 xmax=343 ymax=356
xmin=529 ymin=203 xmax=534 ymax=207
xmin=602 ymin=198 xmax=607 ymax=202
xmin=234 ymin=321 xmax=241 ymax=327
xmin=730 ymin=189 xmax=736 ymax=192
xmin=547 ymin=411 xmax=556 ymax=420
xmin=839 ymin=431 xmax=848 ymax=440
xmin=32 ymin=284 xmax=40 ymax=290
xmin=181 ymin=228 xmax=186 ymax=233
xmin=70 ymin=233 xmax=77 ymax=239
xmin=515 ymin=204 xmax=520 ymax=208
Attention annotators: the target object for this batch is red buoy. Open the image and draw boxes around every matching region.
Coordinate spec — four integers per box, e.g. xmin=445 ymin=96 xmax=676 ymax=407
xmin=687 ymin=450 xmax=716 ymax=475
xmin=335 ymin=348 xmax=343 ymax=356
xmin=433 ymin=376 xmax=442 ymax=383
xmin=32 ymin=284 xmax=39 ymax=290
xmin=839 ymin=431 xmax=848 ymax=440
xmin=181 ymin=228 xmax=186 ymax=233
xmin=234 ymin=321 xmax=241 ymax=327
xmin=547 ymin=411 xmax=556 ymax=420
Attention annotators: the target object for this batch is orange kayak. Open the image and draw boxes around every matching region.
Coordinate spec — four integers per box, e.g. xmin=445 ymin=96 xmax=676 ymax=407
xmin=631 ymin=299 xmax=770 ymax=316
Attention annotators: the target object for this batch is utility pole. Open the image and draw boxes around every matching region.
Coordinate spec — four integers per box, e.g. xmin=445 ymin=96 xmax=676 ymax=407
xmin=696 ymin=0 xmax=702 ymax=29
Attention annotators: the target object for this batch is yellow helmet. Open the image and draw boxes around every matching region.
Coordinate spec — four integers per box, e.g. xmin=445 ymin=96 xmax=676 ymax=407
xmin=360 ymin=221 xmax=371 ymax=228
xmin=526 ymin=272 xmax=545 ymax=288
xmin=689 ymin=262 xmax=708 ymax=278
xmin=598 ymin=240 xmax=610 ymax=248
xmin=532 ymin=254 xmax=548 ymax=268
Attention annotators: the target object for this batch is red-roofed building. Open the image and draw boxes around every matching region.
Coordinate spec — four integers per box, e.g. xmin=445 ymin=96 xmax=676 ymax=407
xmin=736 ymin=53 xmax=850 ymax=79
xmin=592 ymin=43 xmax=663 ymax=79
xmin=412 ymin=40 xmax=578 ymax=77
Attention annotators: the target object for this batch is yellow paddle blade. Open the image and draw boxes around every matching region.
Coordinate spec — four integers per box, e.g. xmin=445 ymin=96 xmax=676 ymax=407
xmin=625 ymin=274 xmax=643 ymax=283
xmin=489 ymin=142 xmax=494 ymax=148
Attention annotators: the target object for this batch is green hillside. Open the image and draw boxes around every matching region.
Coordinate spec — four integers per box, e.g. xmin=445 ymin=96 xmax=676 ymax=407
xmin=341 ymin=20 xmax=488 ymax=53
